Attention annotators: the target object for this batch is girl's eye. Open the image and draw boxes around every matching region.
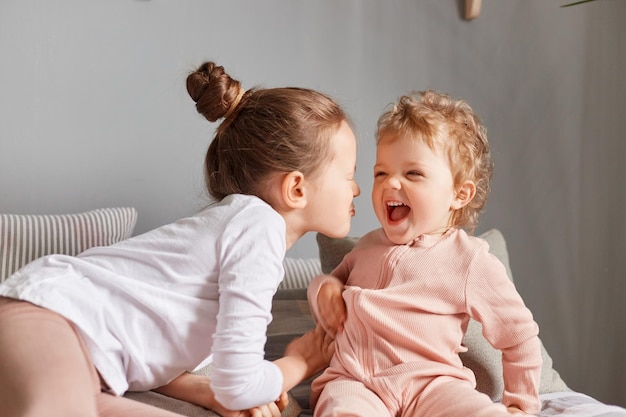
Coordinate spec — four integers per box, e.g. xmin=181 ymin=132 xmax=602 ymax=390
xmin=374 ymin=171 xmax=387 ymax=178
xmin=407 ymin=171 xmax=422 ymax=177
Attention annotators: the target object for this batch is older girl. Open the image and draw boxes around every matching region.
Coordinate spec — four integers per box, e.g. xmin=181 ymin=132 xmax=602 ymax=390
xmin=0 ymin=61 xmax=360 ymax=417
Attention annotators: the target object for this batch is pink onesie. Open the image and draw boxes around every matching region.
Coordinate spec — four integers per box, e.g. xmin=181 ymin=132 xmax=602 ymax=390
xmin=308 ymin=228 xmax=542 ymax=417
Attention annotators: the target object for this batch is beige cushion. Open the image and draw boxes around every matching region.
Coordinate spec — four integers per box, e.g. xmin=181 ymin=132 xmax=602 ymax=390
xmin=316 ymin=228 xmax=570 ymax=400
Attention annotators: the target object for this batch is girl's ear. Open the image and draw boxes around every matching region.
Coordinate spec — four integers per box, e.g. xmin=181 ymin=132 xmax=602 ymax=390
xmin=451 ymin=180 xmax=476 ymax=210
xmin=281 ymin=171 xmax=307 ymax=209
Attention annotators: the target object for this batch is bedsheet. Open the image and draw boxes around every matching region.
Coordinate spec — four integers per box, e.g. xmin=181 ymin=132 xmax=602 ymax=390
xmin=293 ymin=392 xmax=626 ymax=417
xmin=538 ymin=391 xmax=626 ymax=416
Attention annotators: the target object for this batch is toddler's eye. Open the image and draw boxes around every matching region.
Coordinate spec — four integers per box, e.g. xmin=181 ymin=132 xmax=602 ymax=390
xmin=407 ymin=171 xmax=422 ymax=177
xmin=374 ymin=171 xmax=387 ymax=178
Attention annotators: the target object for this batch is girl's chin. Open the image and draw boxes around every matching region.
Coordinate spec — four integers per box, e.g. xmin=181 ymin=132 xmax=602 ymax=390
xmin=322 ymin=224 xmax=352 ymax=239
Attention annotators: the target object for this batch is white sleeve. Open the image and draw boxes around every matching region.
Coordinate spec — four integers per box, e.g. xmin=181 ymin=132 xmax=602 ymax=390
xmin=210 ymin=204 xmax=286 ymax=410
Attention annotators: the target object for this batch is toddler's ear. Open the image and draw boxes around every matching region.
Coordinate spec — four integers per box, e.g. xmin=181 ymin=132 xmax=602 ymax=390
xmin=452 ymin=180 xmax=476 ymax=210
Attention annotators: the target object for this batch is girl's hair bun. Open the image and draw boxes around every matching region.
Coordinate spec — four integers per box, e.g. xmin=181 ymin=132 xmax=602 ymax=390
xmin=188 ymin=60 xmax=347 ymax=202
xmin=186 ymin=61 xmax=243 ymax=122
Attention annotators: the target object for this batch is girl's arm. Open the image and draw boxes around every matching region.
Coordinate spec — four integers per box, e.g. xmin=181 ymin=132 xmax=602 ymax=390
xmin=154 ymin=325 xmax=332 ymax=415
xmin=209 ymin=205 xmax=288 ymax=410
xmin=154 ymin=373 xmax=215 ymax=411
xmin=154 ymin=373 xmax=288 ymax=417
xmin=273 ymin=324 xmax=335 ymax=392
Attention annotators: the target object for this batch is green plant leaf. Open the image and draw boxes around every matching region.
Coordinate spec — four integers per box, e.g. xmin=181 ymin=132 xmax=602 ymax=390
xmin=561 ymin=0 xmax=597 ymax=7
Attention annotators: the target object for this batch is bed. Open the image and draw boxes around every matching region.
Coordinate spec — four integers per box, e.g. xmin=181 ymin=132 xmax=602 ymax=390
xmin=1 ymin=208 xmax=624 ymax=416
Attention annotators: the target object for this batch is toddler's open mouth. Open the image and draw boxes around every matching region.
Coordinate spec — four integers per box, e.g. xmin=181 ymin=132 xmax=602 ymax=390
xmin=387 ymin=201 xmax=410 ymax=222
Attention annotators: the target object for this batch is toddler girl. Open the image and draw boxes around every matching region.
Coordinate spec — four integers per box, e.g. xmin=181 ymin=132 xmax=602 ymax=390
xmin=309 ymin=90 xmax=541 ymax=417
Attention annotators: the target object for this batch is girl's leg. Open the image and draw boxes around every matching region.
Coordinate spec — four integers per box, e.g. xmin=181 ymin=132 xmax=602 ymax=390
xmin=404 ymin=376 xmax=509 ymax=417
xmin=97 ymin=393 xmax=193 ymax=417
xmin=0 ymin=297 xmax=211 ymax=417
xmin=314 ymin=378 xmax=393 ymax=417
xmin=0 ymin=297 xmax=101 ymax=417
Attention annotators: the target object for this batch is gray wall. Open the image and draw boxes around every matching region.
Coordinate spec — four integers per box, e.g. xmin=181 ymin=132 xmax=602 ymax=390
xmin=1 ymin=0 xmax=624 ymax=407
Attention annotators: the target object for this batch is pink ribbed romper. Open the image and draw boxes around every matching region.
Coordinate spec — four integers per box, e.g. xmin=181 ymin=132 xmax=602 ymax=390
xmin=308 ymin=228 xmax=542 ymax=417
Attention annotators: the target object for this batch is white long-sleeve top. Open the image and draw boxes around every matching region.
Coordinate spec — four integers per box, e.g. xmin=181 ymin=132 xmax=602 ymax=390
xmin=0 ymin=194 xmax=285 ymax=410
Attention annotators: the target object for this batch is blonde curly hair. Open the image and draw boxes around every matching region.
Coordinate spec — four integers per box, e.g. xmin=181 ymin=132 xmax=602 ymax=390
xmin=376 ymin=90 xmax=493 ymax=232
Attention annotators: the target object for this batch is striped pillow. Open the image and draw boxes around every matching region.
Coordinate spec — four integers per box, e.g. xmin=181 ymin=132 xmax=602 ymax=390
xmin=0 ymin=207 xmax=138 ymax=282
xmin=280 ymin=257 xmax=322 ymax=290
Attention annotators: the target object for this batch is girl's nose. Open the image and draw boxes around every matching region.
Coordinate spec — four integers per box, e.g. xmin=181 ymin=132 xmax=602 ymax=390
xmin=353 ymin=181 xmax=361 ymax=197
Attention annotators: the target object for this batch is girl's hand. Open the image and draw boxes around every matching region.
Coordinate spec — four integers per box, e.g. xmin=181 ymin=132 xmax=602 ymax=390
xmin=247 ymin=392 xmax=289 ymax=417
xmin=317 ymin=280 xmax=346 ymax=338
xmin=275 ymin=324 xmax=335 ymax=393
xmin=209 ymin=392 xmax=288 ymax=417
xmin=154 ymin=373 xmax=288 ymax=417
xmin=284 ymin=324 xmax=335 ymax=377
xmin=217 ymin=392 xmax=287 ymax=417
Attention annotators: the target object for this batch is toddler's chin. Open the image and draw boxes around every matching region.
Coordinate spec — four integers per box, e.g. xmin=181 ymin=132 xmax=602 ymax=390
xmin=383 ymin=228 xmax=412 ymax=245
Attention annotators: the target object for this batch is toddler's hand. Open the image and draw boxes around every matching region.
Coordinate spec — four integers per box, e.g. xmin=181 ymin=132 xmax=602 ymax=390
xmin=317 ymin=280 xmax=346 ymax=338
xmin=507 ymin=405 xmax=534 ymax=416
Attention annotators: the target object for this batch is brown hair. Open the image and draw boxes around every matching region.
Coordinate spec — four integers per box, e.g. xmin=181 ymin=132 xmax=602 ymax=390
xmin=186 ymin=61 xmax=348 ymax=202
xmin=376 ymin=90 xmax=493 ymax=231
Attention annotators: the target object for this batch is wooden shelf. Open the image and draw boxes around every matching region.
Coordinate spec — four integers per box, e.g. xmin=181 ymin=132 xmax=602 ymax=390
xmin=465 ymin=0 xmax=481 ymax=20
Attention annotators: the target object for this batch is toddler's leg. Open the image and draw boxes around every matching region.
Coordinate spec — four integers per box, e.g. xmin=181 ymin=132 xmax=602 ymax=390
xmin=314 ymin=378 xmax=392 ymax=417
xmin=404 ymin=376 xmax=509 ymax=417
xmin=0 ymin=297 xmax=101 ymax=417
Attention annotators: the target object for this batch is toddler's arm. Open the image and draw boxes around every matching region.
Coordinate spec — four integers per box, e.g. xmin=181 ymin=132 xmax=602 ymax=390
xmin=466 ymin=249 xmax=542 ymax=414
xmin=500 ymin=335 xmax=542 ymax=414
